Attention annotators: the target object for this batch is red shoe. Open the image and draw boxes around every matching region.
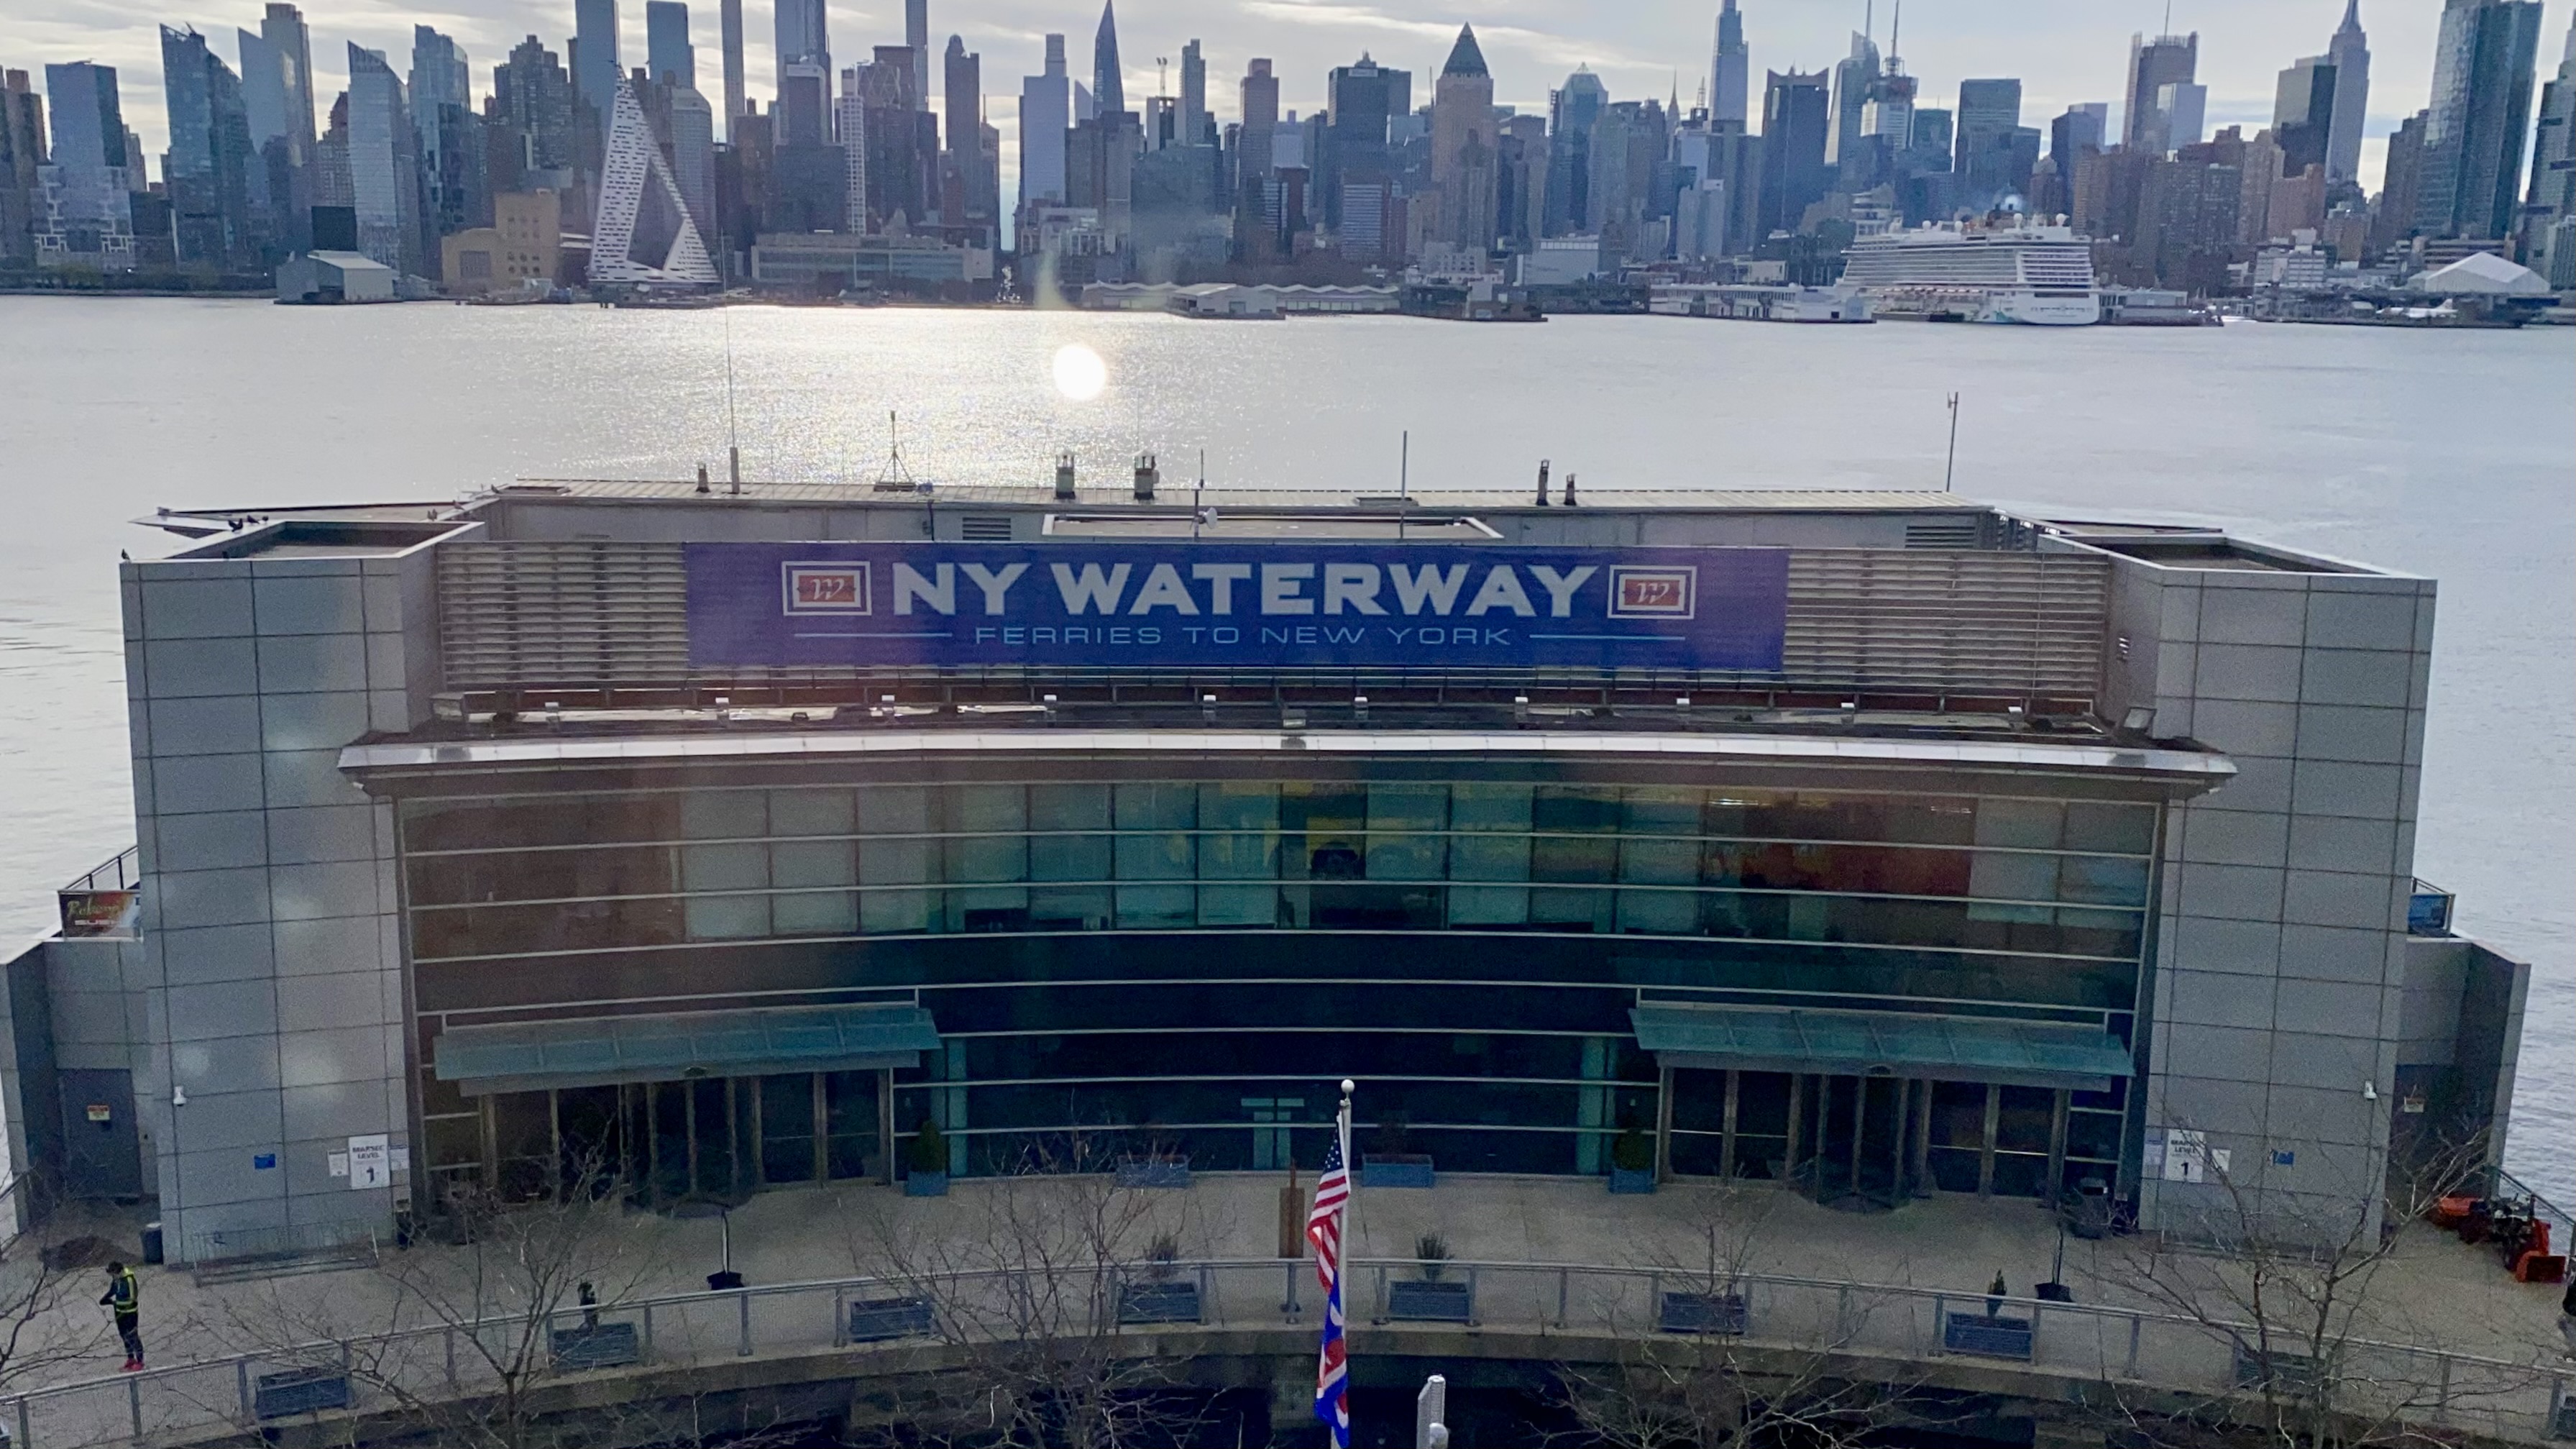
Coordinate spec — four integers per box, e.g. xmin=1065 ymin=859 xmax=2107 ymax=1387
xmin=123 ymin=1360 xmax=141 ymax=1372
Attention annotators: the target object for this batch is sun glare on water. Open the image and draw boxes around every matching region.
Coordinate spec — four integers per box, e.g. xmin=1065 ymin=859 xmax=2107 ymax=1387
xmin=1051 ymin=344 xmax=1107 ymax=402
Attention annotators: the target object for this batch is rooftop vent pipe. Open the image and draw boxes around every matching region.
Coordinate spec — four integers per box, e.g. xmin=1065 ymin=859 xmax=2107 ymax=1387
xmin=1055 ymin=452 xmax=1077 ymax=501
xmin=1134 ymin=452 xmax=1158 ymax=502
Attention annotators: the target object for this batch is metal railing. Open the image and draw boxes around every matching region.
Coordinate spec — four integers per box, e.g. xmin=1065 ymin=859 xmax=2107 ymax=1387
xmin=59 ymin=848 xmax=140 ymax=895
xmin=2 ymin=1257 xmax=2566 ymax=1448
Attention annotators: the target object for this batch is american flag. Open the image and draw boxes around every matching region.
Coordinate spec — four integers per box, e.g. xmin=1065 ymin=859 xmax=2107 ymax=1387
xmin=1308 ymin=1098 xmax=1353 ymax=1448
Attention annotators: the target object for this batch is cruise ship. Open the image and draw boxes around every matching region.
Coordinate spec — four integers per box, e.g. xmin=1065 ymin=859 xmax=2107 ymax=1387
xmin=1839 ymin=219 xmax=2101 ymax=325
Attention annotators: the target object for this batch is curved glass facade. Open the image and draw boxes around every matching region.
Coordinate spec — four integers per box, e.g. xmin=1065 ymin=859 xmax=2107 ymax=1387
xmin=400 ymin=770 xmax=2155 ymax=1203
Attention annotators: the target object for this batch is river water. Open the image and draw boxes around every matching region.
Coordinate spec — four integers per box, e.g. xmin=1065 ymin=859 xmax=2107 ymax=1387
xmin=1 ymin=298 xmax=2567 ymax=1196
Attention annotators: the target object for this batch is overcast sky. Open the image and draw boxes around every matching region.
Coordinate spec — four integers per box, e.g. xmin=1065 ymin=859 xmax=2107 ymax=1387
xmin=7 ymin=0 xmax=2570 ymax=196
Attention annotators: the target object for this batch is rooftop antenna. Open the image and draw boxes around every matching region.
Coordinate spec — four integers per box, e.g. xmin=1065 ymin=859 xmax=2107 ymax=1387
xmin=2163 ymin=0 xmax=2173 ymax=35
xmin=723 ymin=308 xmax=743 ymax=493
xmin=1399 ymin=429 xmax=1409 ymax=500
xmin=1944 ymin=391 xmax=1961 ymax=492
xmin=876 ymin=409 xmax=920 ymax=491
xmin=1889 ymin=1 xmax=1901 ymax=67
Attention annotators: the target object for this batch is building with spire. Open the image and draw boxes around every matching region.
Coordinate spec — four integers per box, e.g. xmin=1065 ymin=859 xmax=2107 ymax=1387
xmin=1093 ymin=2 xmax=1125 ymax=119
xmin=1429 ymin=24 xmax=1498 ymax=254
xmin=2325 ymin=1 xmax=2371 ymax=187
xmin=1712 ymin=1 xmax=1748 ymax=128
xmin=590 ymin=74 xmax=718 ymax=285
xmin=2122 ymin=31 xmax=2198 ymax=155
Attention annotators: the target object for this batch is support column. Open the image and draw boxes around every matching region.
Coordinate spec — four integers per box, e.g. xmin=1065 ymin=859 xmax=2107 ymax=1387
xmin=1784 ymin=1074 xmax=1806 ymax=1184
xmin=1848 ymin=1077 xmax=1867 ymax=1200
xmin=547 ymin=1089 xmax=563 ymax=1199
xmin=1720 ymin=1070 xmax=1741 ymax=1181
xmin=1978 ymin=1083 xmax=2002 ymax=1197
xmin=2046 ymin=1088 xmax=2071 ymax=1200
xmin=878 ymin=1068 xmax=898 ymax=1185
xmin=1912 ymin=1080 xmax=1935 ymax=1197
xmin=1889 ymin=1081 xmax=1910 ymax=1205
xmin=812 ymin=1074 xmax=830 ymax=1185
xmin=478 ymin=1094 xmax=498 ymax=1191
xmin=1654 ymin=1064 xmax=1674 ymax=1183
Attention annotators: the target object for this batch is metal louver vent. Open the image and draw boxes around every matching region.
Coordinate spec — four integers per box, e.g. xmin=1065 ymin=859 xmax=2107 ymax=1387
xmin=960 ymin=515 xmax=1015 ymax=541
xmin=1902 ymin=519 xmax=1984 ymax=549
xmin=437 ymin=542 xmax=691 ymax=690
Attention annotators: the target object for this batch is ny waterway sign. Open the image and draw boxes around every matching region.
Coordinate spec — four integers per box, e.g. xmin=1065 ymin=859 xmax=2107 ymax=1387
xmin=685 ymin=543 xmax=1791 ymax=672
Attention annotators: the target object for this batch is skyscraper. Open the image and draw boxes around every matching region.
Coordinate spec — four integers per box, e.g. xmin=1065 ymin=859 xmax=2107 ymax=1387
xmin=1323 ymin=53 xmax=1406 ymax=229
xmin=1429 ymin=24 xmax=1497 ymax=253
xmin=2273 ymin=56 xmax=2339 ymax=178
xmin=775 ymin=0 xmax=829 ymax=142
xmin=1545 ymin=68 xmax=1606 ymax=234
xmin=492 ymin=36 xmax=578 ymax=182
xmin=37 ymin=61 xmax=136 ymax=269
xmin=1093 ymin=2 xmax=1125 ymax=119
xmin=907 ymin=0 xmax=930 ymax=109
xmin=346 ymin=43 xmax=423 ymax=273
xmin=2520 ymin=17 xmax=2575 ymax=281
xmin=1826 ymin=29 xmax=1880 ymax=178
xmin=1711 ymin=0 xmax=1748 ymax=128
xmin=590 ymin=74 xmax=718 ymax=283
xmin=943 ymin=36 xmax=993 ymax=233
xmin=0 ymin=70 xmax=42 ymax=266
xmin=2325 ymin=1 xmax=2372 ymax=187
xmin=162 ymin=27 xmax=261 ymax=269
xmin=1018 ymin=34 xmax=1069 ymax=211
xmin=409 ymin=27 xmax=472 ymax=245
xmin=574 ymin=0 xmax=622 ymax=165
xmin=1956 ymin=78 xmax=2022 ymax=205
xmin=710 ymin=0 xmax=742 ymax=140
xmin=2415 ymin=0 xmax=2544 ymax=239
xmin=1756 ymin=68 xmax=1829 ymax=237
xmin=664 ymin=78 xmax=716 ymax=238
xmin=1180 ymin=40 xmax=1209 ymax=147
xmin=2123 ymin=31 xmax=2198 ymax=154
xmin=646 ymin=2 xmax=695 ymax=89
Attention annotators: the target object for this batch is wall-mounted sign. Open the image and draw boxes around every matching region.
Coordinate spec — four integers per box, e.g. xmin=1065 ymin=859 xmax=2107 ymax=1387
xmin=347 ymin=1134 xmax=390 ymax=1189
xmin=59 ymin=890 xmax=140 ymax=938
xmin=685 ymin=543 xmax=1792 ymax=674
xmin=253 ymin=1153 xmax=277 ymax=1170
xmin=84 ymin=1103 xmax=113 ymax=1124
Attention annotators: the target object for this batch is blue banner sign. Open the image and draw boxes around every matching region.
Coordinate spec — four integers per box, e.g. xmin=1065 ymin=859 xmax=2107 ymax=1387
xmin=684 ymin=542 xmax=1789 ymax=672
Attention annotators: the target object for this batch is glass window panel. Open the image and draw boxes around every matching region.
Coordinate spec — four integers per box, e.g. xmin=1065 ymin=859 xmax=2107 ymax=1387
xmin=2058 ymin=854 xmax=2151 ymax=907
xmin=1534 ymin=785 xmax=1620 ymax=833
xmin=861 ymin=887 xmax=932 ymax=934
xmin=1530 ymin=886 xmax=1611 ymax=932
xmin=1615 ymin=885 xmax=1699 ymax=934
xmin=683 ymin=791 xmax=766 ymax=839
xmin=1198 ymin=883 xmax=1278 ymax=926
xmin=1115 ymin=781 xmax=1197 ymax=830
xmin=1199 ymin=832 xmax=1278 ymax=880
xmin=1975 ymin=797 xmax=2064 ymax=849
xmin=1029 ymin=885 xmax=1111 ymax=928
xmin=1032 ymin=782 xmax=1111 ymax=831
xmin=1623 ymin=787 xmax=1700 ymax=834
xmin=1532 ymin=833 xmax=1616 ymax=885
xmin=1967 ymin=850 xmax=2058 ymax=922
xmin=758 ymin=1074 xmax=816 ymax=1184
xmin=1032 ymin=831 xmax=1111 ymax=883
xmin=1117 ymin=831 xmax=1194 ymax=881
xmin=1365 ymin=784 xmax=1447 ymax=882
xmin=769 ymin=789 xmax=854 ymax=837
xmin=1619 ymin=836 xmax=1699 ymax=886
xmin=1450 ymin=833 xmax=1530 ymax=883
xmin=1447 ymin=884 xmax=1528 ymax=925
xmin=772 ymin=886 xmax=856 ymax=936
xmin=2064 ymin=801 xmax=2155 ymax=854
xmin=1116 ymin=883 xmax=1196 ymax=928
xmin=948 ymin=885 xmax=1031 ymax=932
xmin=683 ymin=841 xmax=769 ymax=940
xmin=858 ymin=785 xmax=931 ymax=836
xmin=1449 ymin=783 xmax=1533 ymax=832
xmin=1198 ymin=782 xmax=1279 ymax=831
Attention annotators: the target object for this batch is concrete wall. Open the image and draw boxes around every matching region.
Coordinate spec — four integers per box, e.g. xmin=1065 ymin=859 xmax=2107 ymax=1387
xmin=2093 ymin=546 xmax=2434 ymax=1240
xmin=119 ymin=539 xmax=441 ymax=1256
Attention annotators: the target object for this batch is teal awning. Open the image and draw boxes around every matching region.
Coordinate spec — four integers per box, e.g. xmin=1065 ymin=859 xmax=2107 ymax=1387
xmin=1631 ymin=1005 xmax=2134 ymax=1092
xmin=434 ymin=1005 xmax=940 ymax=1096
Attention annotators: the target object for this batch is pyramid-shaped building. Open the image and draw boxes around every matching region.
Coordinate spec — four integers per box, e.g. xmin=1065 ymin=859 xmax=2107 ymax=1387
xmin=591 ymin=77 xmax=720 ymax=286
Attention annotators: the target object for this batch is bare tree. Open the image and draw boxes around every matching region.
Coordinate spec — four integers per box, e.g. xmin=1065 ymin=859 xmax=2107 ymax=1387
xmin=845 ymin=1130 xmax=1221 ymax=1449
xmin=1 ymin=1175 xmax=119 ymax=1392
xmin=1553 ymin=1182 xmax=1944 ymax=1449
xmin=207 ymin=1156 xmax=677 ymax=1449
xmin=2084 ymin=1127 xmax=2552 ymax=1449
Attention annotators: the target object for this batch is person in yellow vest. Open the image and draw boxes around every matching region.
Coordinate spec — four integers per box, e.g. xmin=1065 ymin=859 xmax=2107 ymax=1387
xmin=99 ymin=1261 xmax=142 ymax=1371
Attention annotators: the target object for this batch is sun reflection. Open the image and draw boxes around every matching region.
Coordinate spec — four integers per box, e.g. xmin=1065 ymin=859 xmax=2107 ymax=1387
xmin=1051 ymin=344 xmax=1107 ymax=402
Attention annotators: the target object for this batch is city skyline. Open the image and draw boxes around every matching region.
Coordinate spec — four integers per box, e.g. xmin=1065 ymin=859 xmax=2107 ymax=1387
xmin=11 ymin=0 xmax=2567 ymax=202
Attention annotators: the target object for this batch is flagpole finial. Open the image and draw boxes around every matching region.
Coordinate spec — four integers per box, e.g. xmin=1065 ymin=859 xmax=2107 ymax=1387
xmin=1341 ymin=1079 xmax=1355 ymax=1094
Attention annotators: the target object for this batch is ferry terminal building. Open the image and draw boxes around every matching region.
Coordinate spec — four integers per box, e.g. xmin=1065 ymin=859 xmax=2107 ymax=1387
xmin=9 ymin=480 xmax=2531 ymax=1260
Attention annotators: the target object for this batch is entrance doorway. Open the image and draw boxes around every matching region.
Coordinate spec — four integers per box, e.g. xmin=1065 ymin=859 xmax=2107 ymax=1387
xmin=520 ymin=1071 xmax=887 ymax=1205
xmin=1792 ymin=1073 xmax=1926 ymax=1212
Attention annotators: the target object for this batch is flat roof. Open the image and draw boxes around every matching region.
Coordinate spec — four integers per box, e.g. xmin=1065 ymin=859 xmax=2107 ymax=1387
xmin=490 ymin=480 xmax=1998 ymax=511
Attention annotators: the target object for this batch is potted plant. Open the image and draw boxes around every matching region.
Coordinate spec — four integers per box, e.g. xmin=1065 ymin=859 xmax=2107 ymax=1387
xmin=1117 ymin=1230 xmax=1202 ymax=1324
xmin=1608 ymin=1123 xmax=1657 ymax=1194
xmin=1388 ymin=1233 xmax=1472 ymax=1322
xmin=1360 ymin=1112 xmax=1435 ymax=1189
xmin=903 ymin=1119 xmax=950 ymax=1197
